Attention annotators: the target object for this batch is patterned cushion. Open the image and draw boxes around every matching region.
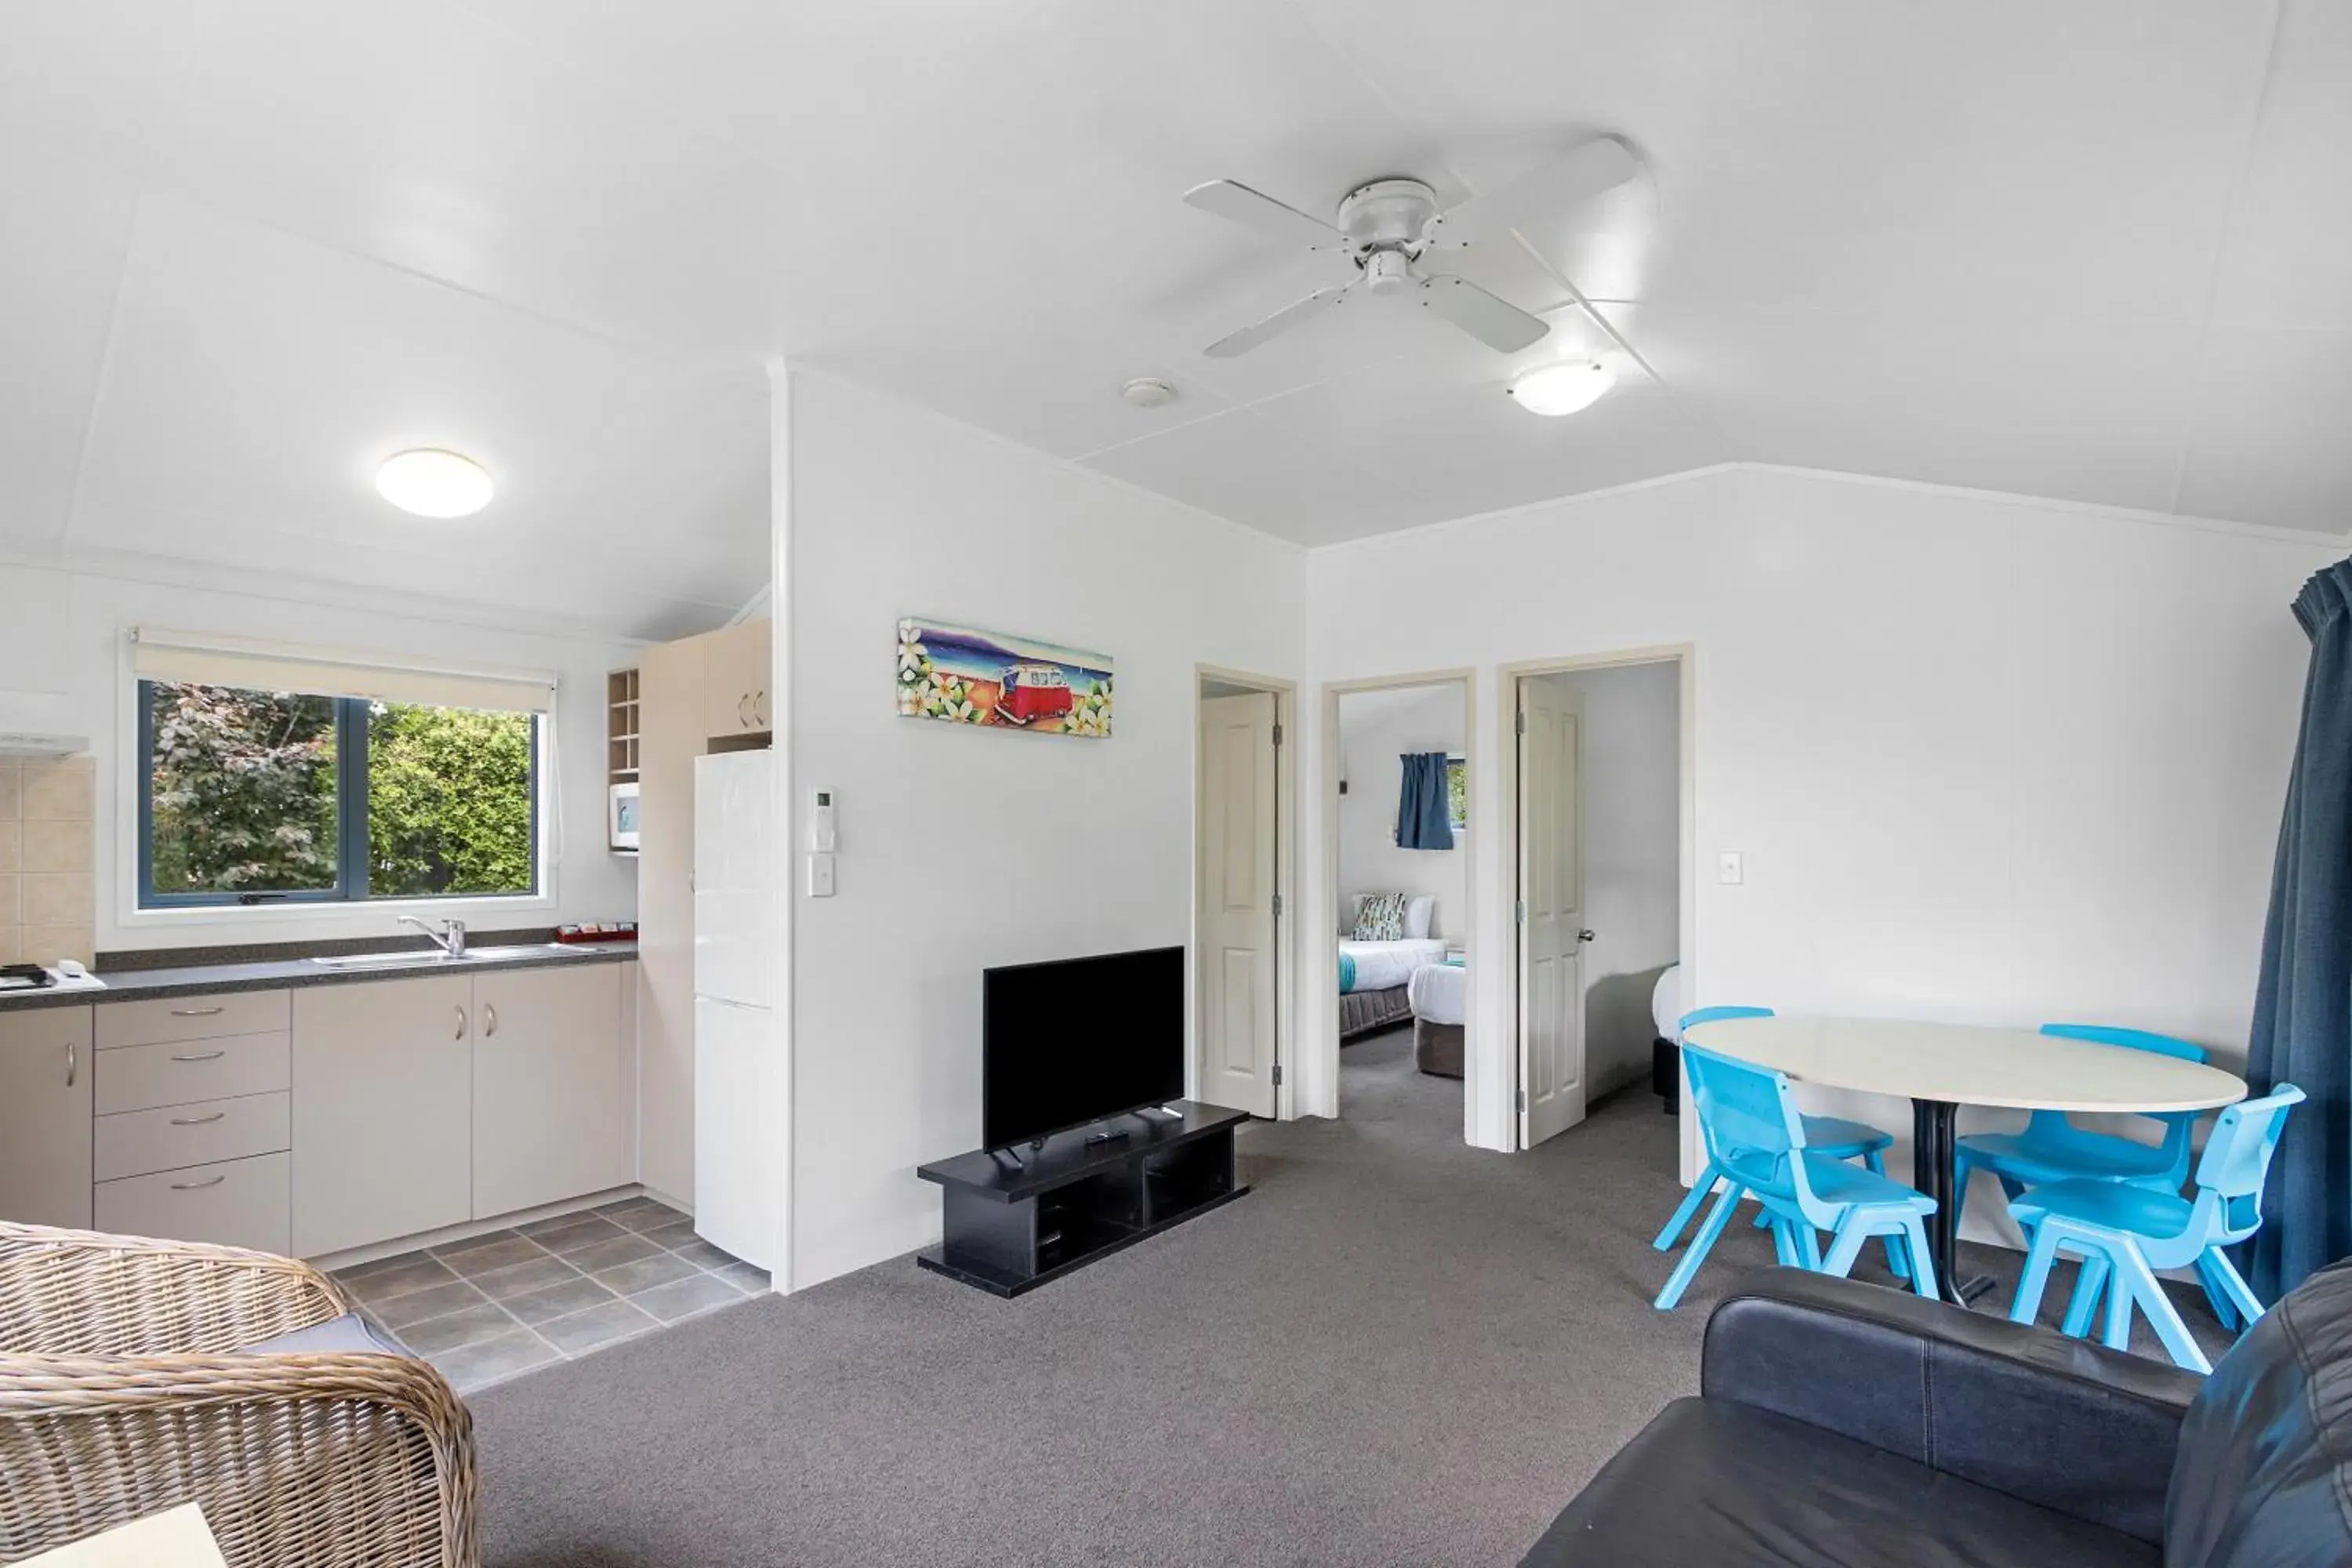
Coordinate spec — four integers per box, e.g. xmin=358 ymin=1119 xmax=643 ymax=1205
xmin=1352 ymin=891 xmax=1408 ymax=942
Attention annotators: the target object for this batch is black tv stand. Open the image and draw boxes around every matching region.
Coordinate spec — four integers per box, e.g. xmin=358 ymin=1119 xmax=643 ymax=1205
xmin=916 ymin=1101 xmax=1249 ymax=1297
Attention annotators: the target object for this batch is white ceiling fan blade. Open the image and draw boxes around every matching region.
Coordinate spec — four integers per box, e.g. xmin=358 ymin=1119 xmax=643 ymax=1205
xmin=1184 ymin=179 xmax=1345 ymax=251
xmin=1203 ymin=283 xmax=1356 ymax=358
xmin=1424 ymin=136 xmax=1639 ymax=246
xmin=1417 ymin=275 xmax=1549 ymax=353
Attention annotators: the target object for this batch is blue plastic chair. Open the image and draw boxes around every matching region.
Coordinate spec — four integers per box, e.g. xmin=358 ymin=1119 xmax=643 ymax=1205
xmin=1653 ymin=1007 xmax=1904 ymax=1277
xmin=2006 ymin=1084 xmax=2303 ymax=1374
xmin=1953 ymin=1025 xmax=2208 ymax=1234
xmin=1653 ymin=1045 xmax=1940 ymax=1310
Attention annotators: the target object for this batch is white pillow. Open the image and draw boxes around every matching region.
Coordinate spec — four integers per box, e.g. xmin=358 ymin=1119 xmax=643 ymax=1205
xmin=1403 ymin=895 xmax=1436 ymax=940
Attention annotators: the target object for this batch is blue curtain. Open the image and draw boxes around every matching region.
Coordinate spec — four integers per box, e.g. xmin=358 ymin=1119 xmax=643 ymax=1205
xmin=1397 ymin=753 xmax=1454 ymax=851
xmin=2246 ymin=559 xmax=2352 ymax=1301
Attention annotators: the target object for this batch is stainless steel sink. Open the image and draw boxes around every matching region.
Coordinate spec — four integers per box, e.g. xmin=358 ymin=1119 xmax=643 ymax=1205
xmin=465 ymin=944 xmax=601 ymax=961
xmin=309 ymin=943 xmax=593 ymax=969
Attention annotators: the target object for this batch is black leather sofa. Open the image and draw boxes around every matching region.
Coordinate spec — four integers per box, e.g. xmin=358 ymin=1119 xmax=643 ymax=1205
xmin=1521 ymin=1261 xmax=2352 ymax=1566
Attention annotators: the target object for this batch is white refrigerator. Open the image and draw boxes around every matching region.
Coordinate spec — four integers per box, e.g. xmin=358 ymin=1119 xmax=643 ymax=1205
xmin=694 ymin=750 xmax=776 ymax=1270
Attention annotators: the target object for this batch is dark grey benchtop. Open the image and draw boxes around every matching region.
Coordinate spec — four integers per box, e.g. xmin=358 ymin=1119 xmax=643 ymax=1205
xmin=0 ymin=941 xmax=638 ymax=1012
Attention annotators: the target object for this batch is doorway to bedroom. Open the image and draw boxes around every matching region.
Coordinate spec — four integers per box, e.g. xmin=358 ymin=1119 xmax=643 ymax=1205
xmin=1505 ymin=652 xmax=1688 ymax=1154
xmin=1334 ymin=677 xmax=1472 ymax=1139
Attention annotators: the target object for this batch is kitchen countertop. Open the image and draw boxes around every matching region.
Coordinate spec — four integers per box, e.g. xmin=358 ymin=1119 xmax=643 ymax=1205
xmin=0 ymin=942 xmax=638 ymax=1011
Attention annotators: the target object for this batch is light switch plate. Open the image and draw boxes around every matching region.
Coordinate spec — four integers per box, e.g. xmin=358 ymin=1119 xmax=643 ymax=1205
xmin=808 ymin=852 xmax=837 ymax=897
xmin=1718 ymin=851 xmax=1744 ymax=885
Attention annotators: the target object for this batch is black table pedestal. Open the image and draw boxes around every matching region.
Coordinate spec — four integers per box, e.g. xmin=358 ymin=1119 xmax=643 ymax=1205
xmin=1911 ymin=1098 xmax=1996 ymax=1307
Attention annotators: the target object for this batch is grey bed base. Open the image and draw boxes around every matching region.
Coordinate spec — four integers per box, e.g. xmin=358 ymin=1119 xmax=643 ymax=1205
xmin=1338 ymin=982 xmax=1412 ymax=1040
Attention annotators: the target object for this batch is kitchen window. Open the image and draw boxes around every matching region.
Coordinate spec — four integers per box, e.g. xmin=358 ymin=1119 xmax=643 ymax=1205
xmin=129 ymin=629 xmax=554 ymax=910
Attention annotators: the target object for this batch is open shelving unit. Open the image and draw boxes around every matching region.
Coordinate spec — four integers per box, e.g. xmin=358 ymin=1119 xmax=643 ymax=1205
xmin=607 ymin=668 xmax=641 ymax=785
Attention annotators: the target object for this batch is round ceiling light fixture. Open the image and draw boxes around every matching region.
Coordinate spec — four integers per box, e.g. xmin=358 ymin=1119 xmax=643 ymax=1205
xmin=1120 ymin=376 xmax=1179 ymax=409
xmin=376 ymin=448 xmax=495 ymax=517
xmin=1506 ymin=359 xmax=1616 ymax=417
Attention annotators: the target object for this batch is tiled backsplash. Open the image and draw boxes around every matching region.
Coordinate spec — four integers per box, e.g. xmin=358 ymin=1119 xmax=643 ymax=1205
xmin=0 ymin=755 xmax=96 ymax=967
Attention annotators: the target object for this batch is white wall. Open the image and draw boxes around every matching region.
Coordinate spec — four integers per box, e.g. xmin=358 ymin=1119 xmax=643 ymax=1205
xmin=1544 ymin=662 xmax=1679 ymax=1100
xmin=784 ymin=371 xmax=1306 ymax=1291
xmin=1338 ymin=683 xmax=1465 ymax=938
xmin=0 ymin=562 xmax=645 ymax=952
xmin=1303 ymin=465 xmax=2337 ymax=1171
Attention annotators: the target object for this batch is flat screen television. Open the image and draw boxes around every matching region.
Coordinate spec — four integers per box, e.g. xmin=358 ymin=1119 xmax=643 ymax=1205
xmin=983 ymin=946 xmax=1185 ymax=1149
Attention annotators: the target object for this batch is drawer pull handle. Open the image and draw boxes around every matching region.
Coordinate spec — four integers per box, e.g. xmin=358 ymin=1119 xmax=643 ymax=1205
xmin=170 ymin=1051 xmax=227 ymax=1062
xmin=169 ymin=1007 xmax=226 ymax=1018
xmin=170 ymin=1175 xmax=227 ymax=1191
xmin=169 ymin=1112 xmax=227 ymax=1126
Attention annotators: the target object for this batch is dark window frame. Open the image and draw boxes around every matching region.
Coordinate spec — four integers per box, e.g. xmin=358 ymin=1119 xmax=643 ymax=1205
xmin=136 ymin=680 xmax=543 ymax=909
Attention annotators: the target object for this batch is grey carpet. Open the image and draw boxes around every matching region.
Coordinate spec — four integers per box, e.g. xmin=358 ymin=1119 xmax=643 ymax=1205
xmin=474 ymin=1026 xmax=2227 ymax=1567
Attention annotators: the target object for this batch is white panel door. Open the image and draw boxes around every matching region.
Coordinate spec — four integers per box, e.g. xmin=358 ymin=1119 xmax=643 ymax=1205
xmin=1518 ymin=677 xmax=1588 ymax=1147
xmin=1199 ymin=691 xmax=1278 ymax=1118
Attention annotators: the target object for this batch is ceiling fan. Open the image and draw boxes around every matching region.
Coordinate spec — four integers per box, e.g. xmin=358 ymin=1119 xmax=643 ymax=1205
xmin=1182 ymin=136 xmax=1638 ymax=359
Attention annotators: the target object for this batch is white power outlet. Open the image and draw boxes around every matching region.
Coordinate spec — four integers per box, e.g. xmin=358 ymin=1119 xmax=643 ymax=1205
xmin=1718 ymin=851 xmax=1744 ymax=885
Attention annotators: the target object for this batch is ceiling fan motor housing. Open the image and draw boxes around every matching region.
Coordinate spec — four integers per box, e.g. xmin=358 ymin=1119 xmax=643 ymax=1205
xmin=1338 ymin=177 xmax=1439 ymax=254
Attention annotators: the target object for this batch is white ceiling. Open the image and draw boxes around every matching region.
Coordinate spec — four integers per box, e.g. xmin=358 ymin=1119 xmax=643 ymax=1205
xmin=0 ymin=1 xmax=2346 ymax=612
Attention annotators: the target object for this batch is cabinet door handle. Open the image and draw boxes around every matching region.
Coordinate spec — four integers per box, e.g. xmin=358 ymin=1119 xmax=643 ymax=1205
xmin=169 ymin=1006 xmax=225 ymax=1018
xmin=738 ymin=693 xmax=751 ymax=727
xmin=170 ymin=1175 xmax=227 ymax=1191
xmin=64 ymin=1040 xmax=76 ymax=1088
xmin=170 ymin=1051 xmax=226 ymax=1062
xmin=454 ymin=1006 xmax=469 ymax=1040
xmin=484 ymin=1004 xmax=499 ymax=1038
xmin=170 ymin=1111 xmax=227 ymax=1126
xmin=753 ymin=689 xmax=767 ymax=727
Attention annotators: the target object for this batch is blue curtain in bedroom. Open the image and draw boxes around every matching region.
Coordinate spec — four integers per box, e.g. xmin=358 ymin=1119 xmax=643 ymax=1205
xmin=2246 ymin=557 xmax=2352 ymax=1301
xmin=1397 ymin=752 xmax=1454 ymax=851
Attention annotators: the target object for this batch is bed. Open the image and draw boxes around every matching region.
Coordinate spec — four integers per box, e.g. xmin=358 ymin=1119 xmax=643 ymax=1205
xmin=1338 ymin=937 xmax=1445 ymax=1041
xmin=1408 ymin=960 xmax=1466 ymax=1078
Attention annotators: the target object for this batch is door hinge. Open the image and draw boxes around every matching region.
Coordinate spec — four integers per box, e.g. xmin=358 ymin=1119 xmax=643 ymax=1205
xmin=1517 ymin=1089 xmax=1526 ymax=1111
xmin=1515 ymin=710 xmax=1526 ymax=735
xmin=1272 ymin=1062 xmax=1283 ymax=1087
xmin=1271 ymin=893 xmax=1283 ymax=918
xmin=1271 ymin=722 xmax=1283 ymax=746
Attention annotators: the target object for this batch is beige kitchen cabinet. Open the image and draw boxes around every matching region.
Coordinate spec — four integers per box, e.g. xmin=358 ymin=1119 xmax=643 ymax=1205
xmin=0 ymin=1005 xmax=93 ymax=1229
xmin=471 ymin=961 xmax=626 ymax=1218
xmin=98 ymin=1152 xmax=289 ymax=1256
xmin=702 ymin=617 xmax=772 ymax=739
xmin=637 ymin=635 xmax=703 ymax=1206
xmin=291 ymin=975 xmax=474 ymax=1257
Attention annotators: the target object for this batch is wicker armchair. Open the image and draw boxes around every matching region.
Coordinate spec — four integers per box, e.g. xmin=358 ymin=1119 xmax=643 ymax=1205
xmin=0 ymin=1221 xmax=478 ymax=1567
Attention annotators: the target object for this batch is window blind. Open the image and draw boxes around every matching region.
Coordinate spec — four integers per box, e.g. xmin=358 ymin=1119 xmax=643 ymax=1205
xmin=129 ymin=627 xmax=557 ymax=713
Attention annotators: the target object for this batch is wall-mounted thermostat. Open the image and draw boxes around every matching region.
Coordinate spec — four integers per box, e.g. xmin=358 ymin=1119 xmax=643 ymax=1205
xmin=811 ymin=788 xmax=838 ymax=852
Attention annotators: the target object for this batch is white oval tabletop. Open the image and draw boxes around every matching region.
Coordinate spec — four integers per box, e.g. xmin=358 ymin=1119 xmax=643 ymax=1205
xmin=1680 ymin=1015 xmax=2247 ymax=1114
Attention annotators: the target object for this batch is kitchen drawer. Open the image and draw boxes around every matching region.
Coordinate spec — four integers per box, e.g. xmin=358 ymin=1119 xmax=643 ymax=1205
xmin=95 ymin=1091 xmax=291 ymax=1181
xmin=96 ymin=1152 xmax=289 ymax=1255
xmin=96 ymin=1032 xmax=290 ymax=1115
xmin=98 ymin=990 xmax=291 ymax=1050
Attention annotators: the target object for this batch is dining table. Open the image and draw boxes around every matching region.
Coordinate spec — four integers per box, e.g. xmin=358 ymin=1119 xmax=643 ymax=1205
xmin=1677 ymin=1014 xmax=2249 ymax=1306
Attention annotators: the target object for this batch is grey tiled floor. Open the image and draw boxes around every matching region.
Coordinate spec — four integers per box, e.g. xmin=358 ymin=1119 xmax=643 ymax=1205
xmin=333 ymin=1197 xmax=766 ymax=1393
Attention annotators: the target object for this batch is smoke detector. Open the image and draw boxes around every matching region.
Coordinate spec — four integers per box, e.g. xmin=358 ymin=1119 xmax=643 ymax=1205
xmin=1120 ymin=377 xmax=1178 ymax=409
